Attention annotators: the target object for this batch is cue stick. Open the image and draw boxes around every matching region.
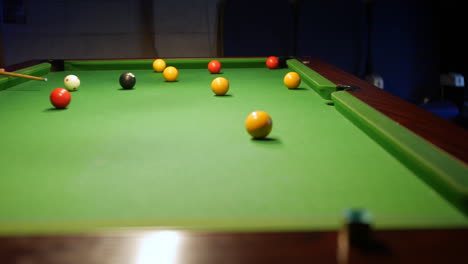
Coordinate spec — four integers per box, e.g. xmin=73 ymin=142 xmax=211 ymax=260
xmin=0 ymin=68 xmax=47 ymax=81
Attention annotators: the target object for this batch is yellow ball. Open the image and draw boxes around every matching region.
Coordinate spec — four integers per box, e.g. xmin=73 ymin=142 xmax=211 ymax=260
xmin=245 ymin=111 xmax=273 ymax=139
xmin=163 ymin=66 xmax=178 ymax=82
xmin=211 ymin=77 xmax=229 ymax=96
xmin=153 ymin=59 xmax=167 ymax=72
xmin=284 ymin=72 xmax=301 ymax=89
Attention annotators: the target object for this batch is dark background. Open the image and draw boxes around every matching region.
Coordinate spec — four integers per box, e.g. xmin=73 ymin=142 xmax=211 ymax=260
xmin=0 ymin=0 xmax=466 ymax=110
xmin=223 ymin=0 xmax=465 ymax=106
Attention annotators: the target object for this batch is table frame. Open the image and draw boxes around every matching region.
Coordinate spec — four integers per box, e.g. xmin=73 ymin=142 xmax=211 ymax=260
xmin=1 ymin=57 xmax=467 ymax=263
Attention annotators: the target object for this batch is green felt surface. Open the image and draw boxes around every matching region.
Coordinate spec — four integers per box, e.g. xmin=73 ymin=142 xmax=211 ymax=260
xmin=0 ymin=60 xmax=467 ymax=234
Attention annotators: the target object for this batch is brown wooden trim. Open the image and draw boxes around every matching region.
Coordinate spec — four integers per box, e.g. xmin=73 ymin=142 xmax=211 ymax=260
xmin=301 ymin=56 xmax=468 ymax=164
xmin=349 ymin=228 xmax=468 ymax=263
xmin=1 ymin=228 xmax=467 ymax=263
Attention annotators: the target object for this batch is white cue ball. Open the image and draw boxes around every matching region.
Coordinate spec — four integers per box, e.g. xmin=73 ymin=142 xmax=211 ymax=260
xmin=64 ymin=75 xmax=80 ymax=91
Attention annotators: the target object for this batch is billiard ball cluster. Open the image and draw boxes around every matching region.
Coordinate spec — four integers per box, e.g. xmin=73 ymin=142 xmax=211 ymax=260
xmin=48 ymin=56 xmax=302 ymax=140
xmin=207 ymin=60 xmax=229 ymax=96
xmin=48 ymin=76 xmax=77 ymax=108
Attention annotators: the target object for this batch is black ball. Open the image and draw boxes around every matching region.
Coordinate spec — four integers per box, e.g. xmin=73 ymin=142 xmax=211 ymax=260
xmin=119 ymin=72 xmax=136 ymax=89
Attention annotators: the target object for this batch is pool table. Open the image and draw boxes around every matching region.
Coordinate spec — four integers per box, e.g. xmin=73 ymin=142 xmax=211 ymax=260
xmin=0 ymin=57 xmax=467 ymax=263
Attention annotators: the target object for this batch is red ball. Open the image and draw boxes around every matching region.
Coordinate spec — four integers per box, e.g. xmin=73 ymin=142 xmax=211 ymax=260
xmin=266 ymin=56 xmax=279 ymax=69
xmin=50 ymin=88 xmax=71 ymax=109
xmin=208 ymin=60 xmax=222 ymax=74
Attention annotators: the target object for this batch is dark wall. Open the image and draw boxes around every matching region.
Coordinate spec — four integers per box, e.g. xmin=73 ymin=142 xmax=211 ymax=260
xmin=438 ymin=0 xmax=468 ymax=77
xmin=297 ymin=0 xmax=438 ymax=102
xmin=373 ymin=0 xmax=438 ymax=102
xmin=223 ymin=0 xmax=440 ymax=103
xmin=222 ymin=0 xmax=295 ymax=57
xmin=297 ymin=0 xmax=365 ymax=77
xmin=0 ymin=0 xmax=220 ymax=66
